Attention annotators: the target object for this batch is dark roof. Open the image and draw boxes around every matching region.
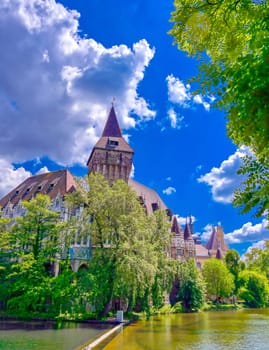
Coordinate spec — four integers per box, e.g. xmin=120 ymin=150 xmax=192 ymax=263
xmin=205 ymin=226 xmax=218 ymax=250
xmin=205 ymin=226 xmax=228 ymax=252
xmin=171 ymin=216 xmax=181 ymax=234
xmin=102 ymin=105 xmax=122 ymax=137
xmin=0 ymin=169 xmax=77 ymax=209
xmin=128 ymin=178 xmax=167 ymax=215
xmin=183 ymin=222 xmax=193 ymax=240
xmin=216 ymin=247 xmax=224 ymax=259
xmin=87 ymin=106 xmax=134 ymax=166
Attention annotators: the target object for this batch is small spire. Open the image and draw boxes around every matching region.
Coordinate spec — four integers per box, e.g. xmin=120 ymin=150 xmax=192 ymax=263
xmin=102 ymin=105 xmax=122 ymax=138
xmin=184 ymin=220 xmax=192 ymax=240
xmin=171 ymin=216 xmax=181 ymax=234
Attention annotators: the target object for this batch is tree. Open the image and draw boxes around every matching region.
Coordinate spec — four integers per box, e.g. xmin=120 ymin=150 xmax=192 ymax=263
xmin=244 ymin=240 xmax=269 ymax=279
xmin=225 ymin=249 xmax=244 ymax=292
xmin=202 ymin=258 xmax=234 ymax=301
xmin=0 ymin=213 xmax=12 ymax=310
xmin=238 ymin=270 xmax=269 ymax=308
xmin=5 ymin=195 xmax=61 ymax=316
xmin=169 ymin=0 xmax=269 ymax=221
xmin=176 ymin=259 xmax=205 ymax=312
xmin=85 ymin=173 xmax=175 ymax=315
xmin=11 ymin=194 xmax=60 ymax=262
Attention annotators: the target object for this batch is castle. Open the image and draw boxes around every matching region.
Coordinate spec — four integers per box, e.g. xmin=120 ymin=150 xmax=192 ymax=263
xmin=0 ymin=105 xmax=228 ymax=269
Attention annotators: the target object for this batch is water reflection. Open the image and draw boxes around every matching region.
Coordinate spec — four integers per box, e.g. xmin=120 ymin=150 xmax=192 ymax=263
xmin=0 ymin=320 xmax=112 ymax=350
xmin=103 ymin=309 xmax=269 ymax=350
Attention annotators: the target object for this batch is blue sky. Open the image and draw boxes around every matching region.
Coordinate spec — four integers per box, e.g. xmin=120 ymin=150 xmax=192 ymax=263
xmin=0 ymin=0 xmax=268 ymax=255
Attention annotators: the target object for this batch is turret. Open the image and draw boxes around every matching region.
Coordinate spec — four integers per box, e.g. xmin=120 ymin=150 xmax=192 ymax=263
xmin=87 ymin=105 xmax=134 ymax=183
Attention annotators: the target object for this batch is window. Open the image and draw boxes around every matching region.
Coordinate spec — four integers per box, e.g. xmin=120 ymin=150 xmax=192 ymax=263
xmin=152 ymin=203 xmax=159 ymax=212
xmin=47 ymin=183 xmax=54 ymax=193
xmin=108 ymin=139 xmax=119 ymax=147
xmin=23 ymin=188 xmax=31 ymax=197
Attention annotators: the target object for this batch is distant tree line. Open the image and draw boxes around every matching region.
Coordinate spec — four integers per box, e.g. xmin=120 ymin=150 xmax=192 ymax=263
xmin=0 ymin=174 xmax=268 ymax=320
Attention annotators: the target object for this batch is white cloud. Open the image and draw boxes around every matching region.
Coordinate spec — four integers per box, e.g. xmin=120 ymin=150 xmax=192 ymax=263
xmin=36 ymin=166 xmax=49 ymax=175
xmin=175 ymin=214 xmax=196 ymax=228
xmin=201 ymin=223 xmax=214 ymax=242
xmin=167 ymin=108 xmax=185 ymax=129
xmin=163 ymin=186 xmax=176 ymax=195
xmin=130 ymin=164 xmax=135 ymax=179
xmin=225 ymin=219 xmax=269 ymax=244
xmin=0 ymin=0 xmax=155 ymax=167
xmin=0 ymin=159 xmax=31 ymax=198
xmin=198 ymin=146 xmax=250 ymax=203
xmin=166 ymin=74 xmax=213 ymax=112
xmin=166 ymin=75 xmax=191 ymax=107
xmin=193 ymin=94 xmax=210 ymax=111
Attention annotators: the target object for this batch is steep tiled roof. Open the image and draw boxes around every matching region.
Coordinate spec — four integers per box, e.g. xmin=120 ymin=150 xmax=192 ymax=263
xmin=93 ymin=136 xmax=134 ymax=154
xmin=0 ymin=169 xmax=76 ymax=209
xmin=205 ymin=226 xmax=228 ymax=252
xmin=102 ymin=105 xmax=122 ymax=137
xmin=195 ymin=244 xmax=210 ymax=257
xmin=87 ymin=106 xmax=134 ymax=167
xmin=128 ymin=178 xmax=167 ymax=215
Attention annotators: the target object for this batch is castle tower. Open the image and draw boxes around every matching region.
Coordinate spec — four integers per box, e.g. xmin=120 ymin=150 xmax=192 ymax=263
xmin=183 ymin=217 xmax=196 ymax=259
xmin=87 ymin=105 xmax=134 ymax=183
xmin=205 ymin=225 xmax=228 ymax=257
xmin=171 ymin=216 xmax=184 ymax=260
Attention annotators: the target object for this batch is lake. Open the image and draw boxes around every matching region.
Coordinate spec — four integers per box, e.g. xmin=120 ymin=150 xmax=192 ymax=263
xmin=0 ymin=319 xmax=112 ymax=350
xmin=103 ymin=309 xmax=269 ymax=350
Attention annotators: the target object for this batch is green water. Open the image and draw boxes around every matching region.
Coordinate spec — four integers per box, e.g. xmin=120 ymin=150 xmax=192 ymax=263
xmin=103 ymin=309 xmax=269 ymax=350
xmin=0 ymin=320 xmax=111 ymax=350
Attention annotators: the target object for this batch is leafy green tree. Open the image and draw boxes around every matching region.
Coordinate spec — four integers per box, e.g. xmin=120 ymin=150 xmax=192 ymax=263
xmin=11 ymin=194 xmax=60 ymax=262
xmin=150 ymin=211 xmax=176 ymax=309
xmin=177 ymin=259 xmax=205 ymax=312
xmin=244 ymin=240 xmax=269 ymax=279
xmin=233 ymin=156 xmax=269 ymax=222
xmin=86 ymin=173 xmax=175 ymax=315
xmin=5 ymin=195 xmax=61 ymax=316
xmin=202 ymin=258 xmax=234 ymax=301
xmin=238 ymin=270 xmax=269 ymax=308
xmin=169 ymin=0 xmax=269 ymax=221
xmin=225 ymin=249 xmax=244 ymax=292
xmin=0 ymin=213 xmax=12 ymax=310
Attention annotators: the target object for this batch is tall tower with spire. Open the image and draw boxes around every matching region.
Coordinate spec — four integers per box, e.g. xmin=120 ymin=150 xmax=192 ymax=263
xmin=87 ymin=105 xmax=134 ymax=183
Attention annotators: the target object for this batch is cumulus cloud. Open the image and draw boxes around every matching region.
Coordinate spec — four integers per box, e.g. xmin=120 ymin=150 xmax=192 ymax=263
xmin=0 ymin=0 xmax=155 ymax=167
xmin=167 ymin=108 xmax=185 ymax=129
xmin=0 ymin=159 xmax=31 ymax=198
xmin=166 ymin=74 xmax=214 ymax=113
xmin=174 ymin=214 xmax=196 ymax=227
xmin=198 ymin=146 xmax=250 ymax=203
xmin=225 ymin=219 xmax=269 ymax=244
xmin=163 ymin=186 xmax=176 ymax=195
xmin=36 ymin=166 xmax=50 ymax=174
xmin=166 ymin=75 xmax=191 ymax=107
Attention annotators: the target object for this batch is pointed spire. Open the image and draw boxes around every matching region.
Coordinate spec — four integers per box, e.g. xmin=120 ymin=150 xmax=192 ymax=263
xmin=171 ymin=216 xmax=181 ymax=234
xmin=205 ymin=226 xmax=217 ymax=250
xmin=102 ymin=105 xmax=122 ymax=137
xmin=184 ymin=219 xmax=193 ymax=240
